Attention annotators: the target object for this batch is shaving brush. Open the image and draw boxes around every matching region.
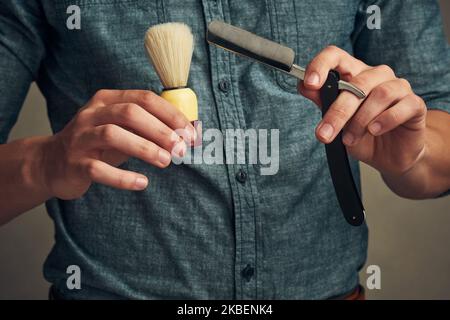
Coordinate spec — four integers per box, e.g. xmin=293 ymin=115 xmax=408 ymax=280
xmin=145 ymin=22 xmax=198 ymax=123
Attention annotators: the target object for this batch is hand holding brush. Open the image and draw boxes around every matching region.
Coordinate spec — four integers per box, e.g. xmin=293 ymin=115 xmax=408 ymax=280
xmin=11 ymin=38 xmax=201 ymax=206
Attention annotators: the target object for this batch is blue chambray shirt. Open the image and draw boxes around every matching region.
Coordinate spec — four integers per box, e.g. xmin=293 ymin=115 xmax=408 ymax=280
xmin=1 ymin=0 xmax=449 ymax=299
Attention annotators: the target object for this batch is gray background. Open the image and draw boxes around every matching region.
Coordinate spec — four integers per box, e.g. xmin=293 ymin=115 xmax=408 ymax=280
xmin=0 ymin=2 xmax=449 ymax=299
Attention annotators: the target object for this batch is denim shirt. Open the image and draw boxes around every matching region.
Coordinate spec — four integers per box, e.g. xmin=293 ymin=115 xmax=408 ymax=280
xmin=0 ymin=0 xmax=449 ymax=299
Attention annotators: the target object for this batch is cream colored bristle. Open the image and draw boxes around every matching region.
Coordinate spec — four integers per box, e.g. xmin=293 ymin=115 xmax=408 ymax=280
xmin=145 ymin=22 xmax=194 ymax=89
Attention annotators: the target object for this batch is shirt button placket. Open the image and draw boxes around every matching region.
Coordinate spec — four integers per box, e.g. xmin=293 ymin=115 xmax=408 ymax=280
xmin=202 ymin=0 xmax=258 ymax=300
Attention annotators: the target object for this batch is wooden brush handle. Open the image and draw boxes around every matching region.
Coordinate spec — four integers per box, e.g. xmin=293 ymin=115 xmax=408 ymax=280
xmin=161 ymin=88 xmax=198 ymax=122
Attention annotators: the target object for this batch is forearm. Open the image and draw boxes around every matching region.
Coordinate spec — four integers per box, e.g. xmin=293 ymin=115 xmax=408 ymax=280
xmin=0 ymin=136 xmax=53 ymax=225
xmin=382 ymin=110 xmax=450 ymax=199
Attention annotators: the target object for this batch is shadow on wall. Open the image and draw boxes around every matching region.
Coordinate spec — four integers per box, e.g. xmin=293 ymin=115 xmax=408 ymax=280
xmin=0 ymin=1 xmax=449 ymax=299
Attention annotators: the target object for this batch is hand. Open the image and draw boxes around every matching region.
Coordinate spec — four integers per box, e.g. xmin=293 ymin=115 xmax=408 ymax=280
xmin=41 ymin=89 xmax=195 ymax=200
xmin=298 ymin=46 xmax=427 ymax=177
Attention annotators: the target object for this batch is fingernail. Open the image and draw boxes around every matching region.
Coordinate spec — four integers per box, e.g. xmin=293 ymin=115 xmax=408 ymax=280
xmin=369 ymin=122 xmax=382 ymax=135
xmin=183 ymin=125 xmax=193 ymax=143
xmin=318 ymin=123 xmax=334 ymax=141
xmin=306 ymin=72 xmax=320 ymax=86
xmin=158 ymin=149 xmax=172 ymax=165
xmin=135 ymin=177 xmax=148 ymax=189
xmin=193 ymin=121 xmax=202 ymax=147
xmin=343 ymin=132 xmax=354 ymax=145
xmin=192 ymin=125 xmax=198 ymax=142
xmin=173 ymin=141 xmax=187 ymax=158
xmin=189 ymin=125 xmax=197 ymax=144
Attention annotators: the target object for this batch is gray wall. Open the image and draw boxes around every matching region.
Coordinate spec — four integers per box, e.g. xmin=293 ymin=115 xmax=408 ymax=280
xmin=0 ymin=2 xmax=449 ymax=299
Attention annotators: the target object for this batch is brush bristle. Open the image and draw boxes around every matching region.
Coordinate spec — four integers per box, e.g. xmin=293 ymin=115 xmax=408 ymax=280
xmin=145 ymin=22 xmax=194 ymax=89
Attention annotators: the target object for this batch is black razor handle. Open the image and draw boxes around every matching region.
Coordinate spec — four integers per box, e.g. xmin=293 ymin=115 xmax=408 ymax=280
xmin=320 ymin=71 xmax=365 ymax=226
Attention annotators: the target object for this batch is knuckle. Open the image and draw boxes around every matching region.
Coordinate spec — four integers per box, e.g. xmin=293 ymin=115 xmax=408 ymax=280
xmin=372 ymin=84 xmax=393 ymax=101
xmin=158 ymin=126 xmax=174 ymax=143
xmin=141 ymin=91 xmax=157 ymax=106
xmin=309 ymin=46 xmax=340 ymax=70
xmin=349 ymin=76 xmax=366 ymax=91
xmin=409 ymin=94 xmax=426 ymax=112
xmin=170 ymin=112 xmax=188 ymax=130
xmin=410 ymin=93 xmax=424 ymax=105
xmin=325 ymin=45 xmax=340 ymax=55
xmin=307 ymin=56 xmax=324 ymax=71
xmin=117 ymin=174 xmax=131 ymax=189
xmin=75 ymin=108 xmax=92 ymax=125
xmin=140 ymin=142 xmax=164 ymax=165
xmin=397 ymin=78 xmax=412 ymax=90
xmin=118 ymin=103 xmax=140 ymax=122
xmin=123 ymin=102 xmax=139 ymax=115
xmin=389 ymin=108 xmax=400 ymax=124
xmin=66 ymin=131 xmax=82 ymax=150
xmin=85 ymin=161 xmax=98 ymax=179
xmin=93 ymin=89 xmax=110 ymax=101
xmin=170 ymin=129 xmax=183 ymax=144
xmin=138 ymin=141 xmax=154 ymax=157
xmin=376 ymin=64 xmax=395 ymax=77
xmin=100 ymin=124 xmax=117 ymax=143
xmin=329 ymin=105 xmax=349 ymax=123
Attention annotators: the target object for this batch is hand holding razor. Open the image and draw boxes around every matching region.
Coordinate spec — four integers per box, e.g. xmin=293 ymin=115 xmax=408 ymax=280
xmin=207 ymin=20 xmax=366 ymax=226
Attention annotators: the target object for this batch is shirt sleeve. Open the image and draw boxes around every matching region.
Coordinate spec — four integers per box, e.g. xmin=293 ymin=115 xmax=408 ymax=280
xmin=0 ymin=1 xmax=47 ymax=143
xmin=351 ymin=0 xmax=450 ymax=113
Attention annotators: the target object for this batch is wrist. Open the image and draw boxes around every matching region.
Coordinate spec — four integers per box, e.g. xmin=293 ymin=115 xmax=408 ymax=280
xmin=381 ymin=144 xmax=431 ymax=198
xmin=21 ymin=135 xmax=55 ymax=200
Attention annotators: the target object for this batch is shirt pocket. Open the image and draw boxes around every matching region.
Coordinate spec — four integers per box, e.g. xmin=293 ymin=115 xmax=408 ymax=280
xmin=267 ymin=0 xmax=359 ymax=94
xmin=267 ymin=0 xmax=301 ymax=94
xmin=45 ymin=0 xmax=165 ymax=93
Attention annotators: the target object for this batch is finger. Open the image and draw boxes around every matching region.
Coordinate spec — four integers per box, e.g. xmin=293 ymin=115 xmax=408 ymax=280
xmin=304 ymin=45 xmax=369 ymax=89
xmin=81 ymin=124 xmax=179 ymax=167
xmin=87 ymin=103 xmax=181 ymax=152
xmin=342 ymin=78 xmax=412 ymax=146
xmin=368 ymin=94 xmax=427 ymax=136
xmin=316 ymin=64 xmax=396 ymax=143
xmin=83 ymin=159 xmax=149 ymax=191
xmin=87 ymin=89 xmax=196 ymax=141
xmin=297 ymin=81 xmax=321 ymax=106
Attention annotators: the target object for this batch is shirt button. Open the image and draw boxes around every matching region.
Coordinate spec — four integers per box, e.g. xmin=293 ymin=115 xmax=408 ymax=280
xmin=218 ymin=79 xmax=230 ymax=93
xmin=235 ymin=169 xmax=247 ymax=184
xmin=241 ymin=264 xmax=255 ymax=282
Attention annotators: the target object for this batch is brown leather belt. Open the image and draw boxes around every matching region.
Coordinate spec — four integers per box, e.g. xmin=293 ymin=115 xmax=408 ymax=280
xmin=330 ymin=285 xmax=365 ymax=300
